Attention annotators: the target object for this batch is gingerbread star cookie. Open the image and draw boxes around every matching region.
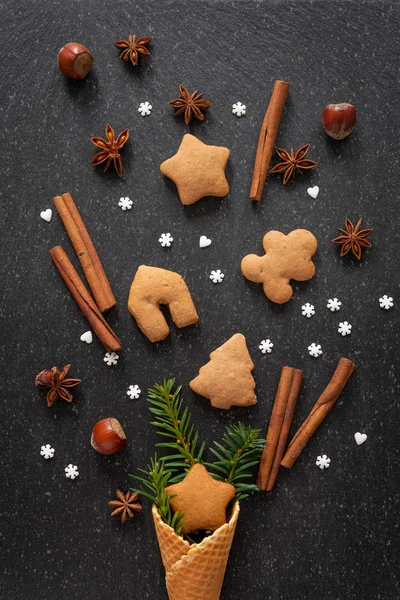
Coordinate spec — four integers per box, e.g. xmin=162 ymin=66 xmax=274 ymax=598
xmin=190 ymin=333 xmax=256 ymax=409
xmin=160 ymin=134 xmax=230 ymax=205
xmin=166 ymin=463 xmax=235 ymax=534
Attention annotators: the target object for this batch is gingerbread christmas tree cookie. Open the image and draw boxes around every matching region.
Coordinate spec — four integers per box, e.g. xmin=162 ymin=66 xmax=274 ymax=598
xmin=160 ymin=134 xmax=230 ymax=205
xmin=190 ymin=333 xmax=256 ymax=409
xmin=166 ymin=463 xmax=235 ymax=534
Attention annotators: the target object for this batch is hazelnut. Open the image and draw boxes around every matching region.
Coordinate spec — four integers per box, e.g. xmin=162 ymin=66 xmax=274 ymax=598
xmin=91 ymin=418 xmax=126 ymax=455
xmin=322 ymin=103 xmax=356 ymax=140
xmin=58 ymin=42 xmax=93 ymax=79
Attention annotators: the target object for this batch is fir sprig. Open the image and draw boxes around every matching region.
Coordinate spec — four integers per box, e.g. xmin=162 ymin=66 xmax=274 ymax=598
xmin=131 ymin=455 xmax=185 ymax=534
xmin=132 ymin=382 xmax=264 ymax=536
xmin=205 ymin=423 xmax=265 ymax=501
xmin=147 ymin=379 xmax=206 ymax=483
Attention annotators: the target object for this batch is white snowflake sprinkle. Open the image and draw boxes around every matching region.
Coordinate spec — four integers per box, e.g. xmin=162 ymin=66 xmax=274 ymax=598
xmin=127 ymin=384 xmax=141 ymax=400
xmin=65 ymin=464 xmax=79 ymax=479
xmin=209 ymin=270 xmax=225 ymax=284
xmin=232 ymin=101 xmax=246 ymax=117
xmin=338 ymin=321 xmax=352 ymax=336
xmin=159 ymin=233 xmax=173 ymax=247
xmin=138 ymin=101 xmax=152 ymax=116
xmin=302 ymin=303 xmax=315 ymax=318
xmin=118 ymin=197 xmax=133 ymax=211
xmin=327 ymin=298 xmax=342 ymax=312
xmin=104 ymin=352 xmax=119 ymax=366
xmin=259 ymin=339 xmax=273 ymax=354
xmin=308 ymin=343 xmax=322 ymax=358
xmin=40 ymin=444 xmax=55 ymax=459
xmin=316 ymin=455 xmax=331 ymax=470
xmin=379 ymin=295 xmax=393 ymax=310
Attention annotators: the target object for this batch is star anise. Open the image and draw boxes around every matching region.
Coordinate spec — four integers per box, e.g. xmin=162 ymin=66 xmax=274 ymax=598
xmin=35 ymin=364 xmax=81 ymax=407
xmin=91 ymin=124 xmax=129 ymax=177
xmin=108 ymin=490 xmax=142 ymax=524
xmin=168 ymin=84 xmax=212 ymax=125
xmin=269 ymin=144 xmax=317 ymax=184
xmin=332 ymin=217 xmax=373 ymax=260
xmin=114 ymin=34 xmax=152 ymax=66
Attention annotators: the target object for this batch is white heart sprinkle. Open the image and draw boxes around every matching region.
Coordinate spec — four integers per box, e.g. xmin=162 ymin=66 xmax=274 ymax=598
xmin=40 ymin=209 xmax=52 ymax=222
xmin=354 ymin=432 xmax=367 ymax=446
xmin=199 ymin=236 xmax=212 ymax=248
xmin=80 ymin=331 xmax=93 ymax=344
xmin=307 ymin=186 xmax=319 ymax=199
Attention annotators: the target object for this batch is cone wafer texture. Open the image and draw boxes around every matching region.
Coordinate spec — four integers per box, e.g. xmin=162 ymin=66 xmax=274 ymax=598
xmin=152 ymin=502 xmax=240 ymax=600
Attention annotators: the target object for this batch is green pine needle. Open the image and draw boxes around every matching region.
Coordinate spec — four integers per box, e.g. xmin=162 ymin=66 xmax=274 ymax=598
xmin=148 ymin=379 xmax=205 ymax=483
xmin=130 ymin=455 xmax=185 ymax=535
xmin=205 ymin=422 xmax=265 ymax=501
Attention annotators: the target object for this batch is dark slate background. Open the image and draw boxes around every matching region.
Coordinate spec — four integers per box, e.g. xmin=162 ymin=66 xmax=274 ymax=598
xmin=1 ymin=0 xmax=399 ymax=598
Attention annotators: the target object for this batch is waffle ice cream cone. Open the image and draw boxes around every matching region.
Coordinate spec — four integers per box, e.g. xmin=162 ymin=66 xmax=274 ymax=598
xmin=152 ymin=501 xmax=240 ymax=600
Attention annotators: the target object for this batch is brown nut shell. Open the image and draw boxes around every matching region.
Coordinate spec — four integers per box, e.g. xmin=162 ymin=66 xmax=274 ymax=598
xmin=91 ymin=418 xmax=126 ymax=455
xmin=58 ymin=42 xmax=93 ymax=79
xmin=322 ymin=103 xmax=356 ymax=140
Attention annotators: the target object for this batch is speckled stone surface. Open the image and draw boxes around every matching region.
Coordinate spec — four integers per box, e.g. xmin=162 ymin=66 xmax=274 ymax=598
xmin=1 ymin=1 xmax=400 ymax=598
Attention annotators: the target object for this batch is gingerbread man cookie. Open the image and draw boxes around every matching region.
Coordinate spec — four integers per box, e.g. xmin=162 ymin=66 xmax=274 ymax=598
xmin=241 ymin=229 xmax=317 ymax=304
xmin=160 ymin=134 xmax=230 ymax=205
xmin=128 ymin=266 xmax=199 ymax=342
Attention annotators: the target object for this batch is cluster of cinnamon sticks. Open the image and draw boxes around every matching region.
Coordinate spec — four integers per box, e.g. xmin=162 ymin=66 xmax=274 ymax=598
xmin=257 ymin=366 xmax=302 ymax=491
xmin=50 ymin=193 xmax=121 ymax=352
xmin=257 ymin=358 xmax=355 ymax=490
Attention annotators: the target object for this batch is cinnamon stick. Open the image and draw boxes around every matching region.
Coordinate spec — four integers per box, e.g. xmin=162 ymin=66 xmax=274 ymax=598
xmin=250 ymin=80 xmax=290 ymax=202
xmin=281 ymin=358 xmax=355 ymax=469
xmin=53 ymin=193 xmax=116 ymax=313
xmin=257 ymin=366 xmax=294 ymax=490
xmin=266 ymin=368 xmax=303 ymax=491
xmin=50 ymin=246 xmax=121 ymax=352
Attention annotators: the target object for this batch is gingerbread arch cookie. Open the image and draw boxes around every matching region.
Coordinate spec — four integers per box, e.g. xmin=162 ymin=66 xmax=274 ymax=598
xmin=128 ymin=266 xmax=199 ymax=342
xmin=241 ymin=229 xmax=317 ymax=304
xmin=190 ymin=333 xmax=256 ymax=409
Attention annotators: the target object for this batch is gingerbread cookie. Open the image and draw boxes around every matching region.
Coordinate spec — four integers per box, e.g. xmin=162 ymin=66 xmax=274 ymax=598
xmin=128 ymin=266 xmax=199 ymax=342
xmin=190 ymin=333 xmax=256 ymax=409
xmin=241 ymin=229 xmax=317 ymax=304
xmin=160 ymin=134 xmax=230 ymax=205
xmin=166 ymin=463 xmax=235 ymax=534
